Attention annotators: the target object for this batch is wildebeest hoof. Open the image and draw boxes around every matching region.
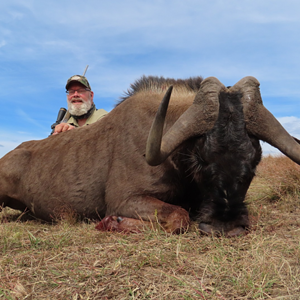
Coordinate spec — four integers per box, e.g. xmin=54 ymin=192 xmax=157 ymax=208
xmin=198 ymin=222 xmax=245 ymax=237
xmin=198 ymin=223 xmax=215 ymax=235
xmin=226 ymin=226 xmax=245 ymax=237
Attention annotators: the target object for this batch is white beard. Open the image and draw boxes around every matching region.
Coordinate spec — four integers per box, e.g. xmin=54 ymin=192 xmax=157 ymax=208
xmin=68 ymin=98 xmax=93 ymax=116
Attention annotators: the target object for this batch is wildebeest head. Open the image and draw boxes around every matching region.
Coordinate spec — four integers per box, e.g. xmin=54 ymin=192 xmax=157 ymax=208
xmin=146 ymin=76 xmax=300 ymax=236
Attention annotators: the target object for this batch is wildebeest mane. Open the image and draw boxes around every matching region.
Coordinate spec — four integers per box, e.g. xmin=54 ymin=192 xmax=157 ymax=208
xmin=117 ymin=75 xmax=203 ymax=106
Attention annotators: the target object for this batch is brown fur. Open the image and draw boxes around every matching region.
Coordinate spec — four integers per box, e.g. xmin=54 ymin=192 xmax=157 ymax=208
xmin=0 ymin=77 xmax=201 ymax=232
xmin=119 ymin=75 xmax=203 ymax=102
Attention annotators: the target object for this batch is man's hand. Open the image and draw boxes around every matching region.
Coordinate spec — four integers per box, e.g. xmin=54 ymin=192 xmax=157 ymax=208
xmin=52 ymin=123 xmax=75 ymax=135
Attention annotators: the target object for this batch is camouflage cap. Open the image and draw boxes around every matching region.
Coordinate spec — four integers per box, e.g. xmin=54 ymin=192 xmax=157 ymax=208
xmin=65 ymin=75 xmax=91 ymax=90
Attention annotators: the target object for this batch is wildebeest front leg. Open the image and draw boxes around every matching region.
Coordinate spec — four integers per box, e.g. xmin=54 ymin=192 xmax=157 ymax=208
xmin=96 ymin=196 xmax=190 ymax=234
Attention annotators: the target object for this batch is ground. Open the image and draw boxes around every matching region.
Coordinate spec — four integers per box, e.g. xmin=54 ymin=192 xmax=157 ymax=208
xmin=1 ymin=155 xmax=300 ymax=299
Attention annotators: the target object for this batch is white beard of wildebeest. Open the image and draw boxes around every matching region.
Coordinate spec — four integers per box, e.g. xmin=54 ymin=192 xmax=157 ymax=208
xmin=67 ymin=97 xmax=93 ymax=116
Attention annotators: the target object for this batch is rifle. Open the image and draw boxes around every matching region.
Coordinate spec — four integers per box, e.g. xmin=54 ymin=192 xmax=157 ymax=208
xmin=50 ymin=107 xmax=67 ymax=135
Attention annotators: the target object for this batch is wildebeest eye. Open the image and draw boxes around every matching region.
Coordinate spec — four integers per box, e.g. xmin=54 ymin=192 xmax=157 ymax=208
xmin=117 ymin=217 xmax=123 ymax=223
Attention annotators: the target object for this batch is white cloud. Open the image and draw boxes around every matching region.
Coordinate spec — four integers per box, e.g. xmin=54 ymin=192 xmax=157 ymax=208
xmin=261 ymin=142 xmax=281 ymax=156
xmin=16 ymin=109 xmax=46 ymax=129
xmin=0 ymin=130 xmax=43 ymax=158
xmin=1 ymin=0 xmax=300 ymax=160
xmin=261 ymin=116 xmax=300 ymax=156
xmin=278 ymin=116 xmax=300 ymax=137
xmin=0 ymin=141 xmax=20 ymax=158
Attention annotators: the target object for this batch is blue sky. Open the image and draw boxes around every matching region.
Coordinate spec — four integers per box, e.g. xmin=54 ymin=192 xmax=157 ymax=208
xmin=1 ymin=0 xmax=300 ymax=157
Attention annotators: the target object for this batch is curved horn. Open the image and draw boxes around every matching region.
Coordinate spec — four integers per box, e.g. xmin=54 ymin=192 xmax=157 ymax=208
xmin=230 ymin=76 xmax=300 ymax=165
xmin=146 ymin=77 xmax=224 ymax=166
xmin=146 ymin=86 xmax=174 ymax=166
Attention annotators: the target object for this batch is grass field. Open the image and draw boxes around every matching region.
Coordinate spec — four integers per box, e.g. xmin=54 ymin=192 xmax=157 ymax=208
xmin=1 ymin=155 xmax=300 ymax=299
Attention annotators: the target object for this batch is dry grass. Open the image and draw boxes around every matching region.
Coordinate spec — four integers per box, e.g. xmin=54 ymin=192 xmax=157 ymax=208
xmin=1 ymin=155 xmax=300 ymax=299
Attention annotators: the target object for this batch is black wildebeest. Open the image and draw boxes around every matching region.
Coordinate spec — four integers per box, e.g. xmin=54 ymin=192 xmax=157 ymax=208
xmin=1 ymin=75 xmax=300 ymax=236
